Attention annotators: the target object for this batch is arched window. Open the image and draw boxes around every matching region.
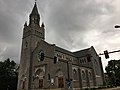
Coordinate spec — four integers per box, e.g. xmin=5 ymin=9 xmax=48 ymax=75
xmin=22 ymin=80 xmax=25 ymax=89
xmin=84 ymin=59 xmax=86 ymax=63
xmin=79 ymin=59 xmax=81 ymax=63
xmin=73 ymin=69 xmax=77 ymax=80
xmin=81 ymin=71 xmax=86 ymax=80
xmin=89 ymin=72 xmax=92 ymax=80
xmin=25 ymin=41 xmax=28 ymax=48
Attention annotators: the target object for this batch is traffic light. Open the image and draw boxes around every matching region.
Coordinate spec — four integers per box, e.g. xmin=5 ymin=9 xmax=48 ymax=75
xmin=104 ymin=50 xmax=109 ymax=59
xmin=54 ymin=56 xmax=58 ymax=64
xmin=40 ymin=53 xmax=44 ymax=61
xmin=115 ymin=25 xmax=120 ymax=28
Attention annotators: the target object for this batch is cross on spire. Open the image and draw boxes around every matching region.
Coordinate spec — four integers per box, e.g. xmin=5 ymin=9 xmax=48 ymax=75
xmin=35 ymin=0 xmax=37 ymax=3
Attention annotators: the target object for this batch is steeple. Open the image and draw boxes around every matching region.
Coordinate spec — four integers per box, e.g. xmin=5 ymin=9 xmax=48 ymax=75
xmin=31 ymin=1 xmax=39 ymax=15
xmin=29 ymin=1 xmax=40 ymax=26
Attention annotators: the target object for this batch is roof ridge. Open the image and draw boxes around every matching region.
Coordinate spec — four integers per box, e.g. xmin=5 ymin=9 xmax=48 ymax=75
xmin=73 ymin=47 xmax=90 ymax=53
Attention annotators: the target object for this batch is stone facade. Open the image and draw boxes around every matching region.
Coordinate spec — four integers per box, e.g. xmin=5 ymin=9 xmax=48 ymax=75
xmin=17 ymin=2 xmax=104 ymax=90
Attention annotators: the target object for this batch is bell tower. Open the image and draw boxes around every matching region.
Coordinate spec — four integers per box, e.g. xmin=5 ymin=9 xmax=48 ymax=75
xmin=22 ymin=1 xmax=45 ymax=51
xmin=17 ymin=2 xmax=45 ymax=90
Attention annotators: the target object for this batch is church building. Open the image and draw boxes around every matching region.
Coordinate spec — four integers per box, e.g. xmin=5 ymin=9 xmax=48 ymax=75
xmin=17 ymin=2 xmax=104 ymax=90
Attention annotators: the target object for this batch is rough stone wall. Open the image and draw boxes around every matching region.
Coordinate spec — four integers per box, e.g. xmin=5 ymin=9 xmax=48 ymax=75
xmin=89 ymin=47 xmax=104 ymax=86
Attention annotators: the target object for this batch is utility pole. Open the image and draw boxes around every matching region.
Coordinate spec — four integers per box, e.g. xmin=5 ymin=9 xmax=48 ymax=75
xmin=66 ymin=61 xmax=71 ymax=89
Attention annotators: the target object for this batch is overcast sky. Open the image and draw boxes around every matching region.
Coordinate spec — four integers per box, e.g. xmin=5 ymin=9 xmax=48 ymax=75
xmin=0 ymin=0 xmax=120 ymax=71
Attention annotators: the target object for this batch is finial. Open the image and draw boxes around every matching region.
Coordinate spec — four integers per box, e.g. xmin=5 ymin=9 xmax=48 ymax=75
xmin=24 ymin=21 xmax=27 ymax=27
xmin=35 ymin=0 xmax=37 ymax=4
xmin=41 ymin=22 xmax=45 ymax=27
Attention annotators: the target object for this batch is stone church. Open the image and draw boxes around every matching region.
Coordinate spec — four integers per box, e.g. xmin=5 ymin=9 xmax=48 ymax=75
xmin=17 ymin=2 xmax=105 ymax=90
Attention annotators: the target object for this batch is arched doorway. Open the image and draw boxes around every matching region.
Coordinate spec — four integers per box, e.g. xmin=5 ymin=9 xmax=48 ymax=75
xmin=56 ymin=70 xmax=64 ymax=88
xmin=34 ymin=69 xmax=45 ymax=89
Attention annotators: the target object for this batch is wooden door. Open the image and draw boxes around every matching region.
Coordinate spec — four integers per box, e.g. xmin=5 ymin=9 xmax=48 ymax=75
xmin=39 ymin=79 xmax=43 ymax=88
xmin=58 ymin=77 xmax=64 ymax=88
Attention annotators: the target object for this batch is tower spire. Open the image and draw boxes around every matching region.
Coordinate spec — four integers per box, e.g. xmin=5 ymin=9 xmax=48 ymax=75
xmin=29 ymin=1 xmax=40 ymax=26
xmin=31 ymin=1 xmax=39 ymax=15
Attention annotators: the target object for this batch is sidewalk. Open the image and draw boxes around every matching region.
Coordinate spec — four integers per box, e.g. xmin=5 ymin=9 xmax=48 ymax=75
xmin=97 ymin=86 xmax=120 ymax=90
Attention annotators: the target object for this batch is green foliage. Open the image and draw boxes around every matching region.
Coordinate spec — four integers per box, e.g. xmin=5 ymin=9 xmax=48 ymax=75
xmin=0 ymin=58 xmax=18 ymax=90
xmin=105 ymin=60 xmax=120 ymax=86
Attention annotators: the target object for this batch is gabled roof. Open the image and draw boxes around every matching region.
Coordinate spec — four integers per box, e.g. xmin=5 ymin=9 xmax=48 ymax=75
xmin=55 ymin=46 xmax=74 ymax=56
xmin=55 ymin=46 xmax=97 ymax=58
xmin=73 ymin=48 xmax=90 ymax=57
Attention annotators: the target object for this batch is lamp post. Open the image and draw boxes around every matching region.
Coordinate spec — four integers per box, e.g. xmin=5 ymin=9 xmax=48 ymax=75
xmin=66 ymin=61 xmax=71 ymax=89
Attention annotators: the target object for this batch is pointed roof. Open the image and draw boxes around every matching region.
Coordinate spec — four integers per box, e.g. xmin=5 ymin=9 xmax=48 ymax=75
xmin=31 ymin=2 xmax=39 ymax=15
xmin=55 ymin=46 xmax=74 ymax=56
xmin=73 ymin=48 xmax=90 ymax=57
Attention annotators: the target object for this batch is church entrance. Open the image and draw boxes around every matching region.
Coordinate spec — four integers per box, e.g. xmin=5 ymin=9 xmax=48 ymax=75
xmin=39 ymin=79 xmax=43 ymax=89
xmin=58 ymin=77 xmax=64 ymax=88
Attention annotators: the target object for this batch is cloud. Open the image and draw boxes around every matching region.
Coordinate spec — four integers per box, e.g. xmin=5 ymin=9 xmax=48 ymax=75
xmin=0 ymin=0 xmax=34 ymax=61
xmin=45 ymin=0 xmax=114 ymax=50
xmin=0 ymin=0 xmax=120 ymax=71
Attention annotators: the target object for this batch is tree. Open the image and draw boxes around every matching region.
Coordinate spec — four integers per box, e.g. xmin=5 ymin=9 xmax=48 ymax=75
xmin=0 ymin=58 xmax=18 ymax=90
xmin=105 ymin=60 xmax=120 ymax=86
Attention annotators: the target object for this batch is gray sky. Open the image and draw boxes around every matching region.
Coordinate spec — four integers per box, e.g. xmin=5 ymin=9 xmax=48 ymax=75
xmin=0 ymin=0 xmax=120 ymax=71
